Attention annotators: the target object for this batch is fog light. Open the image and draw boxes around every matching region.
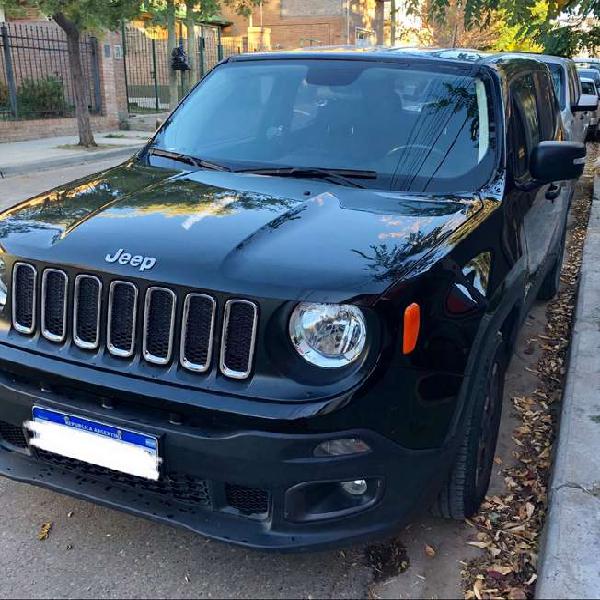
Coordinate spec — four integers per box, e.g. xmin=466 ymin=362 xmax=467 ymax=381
xmin=341 ymin=479 xmax=368 ymax=496
xmin=313 ymin=438 xmax=371 ymax=458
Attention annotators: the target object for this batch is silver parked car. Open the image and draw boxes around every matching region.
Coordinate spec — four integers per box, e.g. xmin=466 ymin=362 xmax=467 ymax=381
xmin=536 ymin=55 xmax=597 ymax=143
xmin=580 ymin=77 xmax=600 ymax=138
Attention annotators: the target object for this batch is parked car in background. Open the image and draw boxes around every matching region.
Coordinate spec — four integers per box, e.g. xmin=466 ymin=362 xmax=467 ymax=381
xmin=580 ymin=77 xmax=600 ymax=139
xmin=0 ymin=48 xmax=586 ymax=550
xmin=577 ymin=67 xmax=600 ymax=92
xmin=530 ymin=55 xmax=594 ymax=144
xmin=574 ymin=57 xmax=600 ymax=75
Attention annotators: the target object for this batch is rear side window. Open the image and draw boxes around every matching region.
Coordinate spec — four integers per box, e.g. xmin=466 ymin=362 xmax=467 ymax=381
xmin=548 ymin=64 xmax=565 ymax=110
xmin=568 ymin=64 xmax=581 ymax=105
xmin=509 ymin=74 xmax=540 ymax=180
xmin=535 ymin=71 xmax=560 ymax=141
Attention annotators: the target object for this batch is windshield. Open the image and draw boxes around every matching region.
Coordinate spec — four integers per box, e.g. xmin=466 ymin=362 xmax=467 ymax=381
xmin=151 ymin=59 xmax=496 ymax=193
xmin=548 ymin=64 xmax=566 ymax=110
xmin=582 ymin=80 xmax=596 ymax=95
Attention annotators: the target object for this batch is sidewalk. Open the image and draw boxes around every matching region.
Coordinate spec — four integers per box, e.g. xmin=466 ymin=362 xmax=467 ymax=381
xmin=0 ymin=130 xmax=149 ymax=178
xmin=536 ymin=165 xmax=600 ymax=598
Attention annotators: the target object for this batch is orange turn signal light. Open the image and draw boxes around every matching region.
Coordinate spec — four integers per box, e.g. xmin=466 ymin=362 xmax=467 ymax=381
xmin=403 ymin=302 xmax=421 ymax=355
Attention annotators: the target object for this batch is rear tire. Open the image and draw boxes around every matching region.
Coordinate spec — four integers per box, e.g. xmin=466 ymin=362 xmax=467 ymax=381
xmin=433 ymin=334 xmax=506 ymax=520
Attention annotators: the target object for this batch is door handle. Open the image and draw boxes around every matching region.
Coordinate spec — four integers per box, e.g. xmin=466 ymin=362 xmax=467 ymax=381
xmin=546 ymin=183 xmax=561 ymax=200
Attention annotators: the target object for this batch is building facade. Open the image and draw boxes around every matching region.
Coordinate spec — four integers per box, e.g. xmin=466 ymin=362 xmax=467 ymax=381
xmin=221 ymin=0 xmax=386 ymax=50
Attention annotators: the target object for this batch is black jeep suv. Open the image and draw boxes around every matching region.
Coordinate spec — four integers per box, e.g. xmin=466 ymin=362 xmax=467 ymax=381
xmin=0 ymin=49 xmax=585 ymax=550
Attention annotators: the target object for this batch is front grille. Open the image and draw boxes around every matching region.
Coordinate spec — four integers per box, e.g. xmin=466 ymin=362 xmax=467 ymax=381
xmin=74 ymin=275 xmax=101 ymax=349
xmin=143 ymin=287 xmax=176 ymax=364
xmin=41 ymin=269 xmax=68 ymax=342
xmin=225 ymin=484 xmax=269 ymax=516
xmin=10 ymin=263 xmax=259 ymax=380
xmin=37 ymin=450 xmax=213 ymax=507
xmin=12 ymin=263 xmax=36 ymax=334
xmin=108 ymin=281 xmax=138 ymax=357
xmin=0 ymin=420 xmax=28 ymax=448
xmin=220 ymin=300 xmax=258 ymax=379
xmin=37 ymin=451 xmax=270 ymax=517
xmin=181 ymin=294 xmax=215 ymax=372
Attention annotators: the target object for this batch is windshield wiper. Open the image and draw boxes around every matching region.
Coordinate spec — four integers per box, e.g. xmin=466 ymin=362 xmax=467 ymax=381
xmin=148 ymin=148 xmax=231 ymax=172
xmin=235 ymin=166 xmax=377 ymax=188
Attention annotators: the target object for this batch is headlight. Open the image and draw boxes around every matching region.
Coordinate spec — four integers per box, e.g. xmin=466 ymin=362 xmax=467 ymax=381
xmin=0 ymin=258 xmax=6 ymax=309
xmin=289 ymin=303 xmax=366 ymax=367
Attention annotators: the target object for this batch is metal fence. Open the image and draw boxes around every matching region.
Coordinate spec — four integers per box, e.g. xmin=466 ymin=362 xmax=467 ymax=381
xmin=0 ymin=22 xmax=101 ymax=121
xmin=123 ymin=25 xmax=242 ymax=114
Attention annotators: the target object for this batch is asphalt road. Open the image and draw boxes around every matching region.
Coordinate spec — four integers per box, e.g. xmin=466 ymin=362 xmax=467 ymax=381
xmin=0 ymin=158 xmax=553 ymax=599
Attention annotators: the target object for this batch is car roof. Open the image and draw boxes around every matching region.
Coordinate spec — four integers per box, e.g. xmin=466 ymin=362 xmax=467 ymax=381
xmin=228 ymin=45 xmax=553 ymax=73
xmin=580 ymin=76 xmax=595 ymax=83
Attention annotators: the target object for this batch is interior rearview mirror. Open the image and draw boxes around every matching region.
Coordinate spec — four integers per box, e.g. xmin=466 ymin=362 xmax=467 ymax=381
xmin=573 ymin=94 xmax=599 ymax=112
xmin=530 ymin=141 xmax=586 ymax=183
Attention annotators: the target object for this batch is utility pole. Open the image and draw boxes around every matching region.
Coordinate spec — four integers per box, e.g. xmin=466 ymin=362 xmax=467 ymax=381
xmin=167 ymin=0 xmax=178 ymax=109
xmin=390 ymin=0 xmax=397 ymax=46
xmin=346 ymin=0 xmax=351 ymax=44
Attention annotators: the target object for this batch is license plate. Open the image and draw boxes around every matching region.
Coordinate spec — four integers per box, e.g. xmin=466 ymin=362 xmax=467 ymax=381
xmin=26 ymin=406 xmax=161 ymax=481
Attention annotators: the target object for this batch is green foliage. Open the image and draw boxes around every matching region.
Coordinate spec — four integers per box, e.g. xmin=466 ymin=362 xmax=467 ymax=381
xmin=0 ymin=82 xmax=8 ymax=108
xmin=0 ymin=0 xmax=143 ymax=33
xmin=223 ymin=0 xmax=264 ymax=17
xmin=421 ymin=0 xmax=600 ymax=56
xmin=17 ymin=76 xmax=67 ymax=118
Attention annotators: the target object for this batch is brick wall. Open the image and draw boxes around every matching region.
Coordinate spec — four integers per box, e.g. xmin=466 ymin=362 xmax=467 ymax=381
xmin=221 ymin=0 xmax=383 ymax=50
xmin=0 ymin=115 xmax=118 ymax=142
xmin=0 ymin=23 xmax=127 ymax=142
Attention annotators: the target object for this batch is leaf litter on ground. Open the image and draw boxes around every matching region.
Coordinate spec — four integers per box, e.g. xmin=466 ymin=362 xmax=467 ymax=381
xmin=462 ymin=144 xmax=597 ymax=599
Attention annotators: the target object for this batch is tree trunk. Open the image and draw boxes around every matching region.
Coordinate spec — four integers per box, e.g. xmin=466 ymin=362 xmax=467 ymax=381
xmin=167 ymin=0 xmax=178 ymax=110
xmin=186 ymin=0 xmax=197 ymax=87
xmin=53 ymin=12 xmax=96 ymax=147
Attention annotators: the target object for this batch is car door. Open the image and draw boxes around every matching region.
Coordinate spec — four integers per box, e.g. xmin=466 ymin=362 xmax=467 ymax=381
xmin=508 ymin=72 xmax=562 ymax=294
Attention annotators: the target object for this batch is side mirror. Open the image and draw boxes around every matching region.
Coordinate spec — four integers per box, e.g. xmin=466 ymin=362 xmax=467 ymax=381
xmin=573 ymin=94 xmax=599 ymax=112
xmin=155 ymin=118 xmax=164 ymax=130
xmin=530 ymin=141 xmax=586 ymax=183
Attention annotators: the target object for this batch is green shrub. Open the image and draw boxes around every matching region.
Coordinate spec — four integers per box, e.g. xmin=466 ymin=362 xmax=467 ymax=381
xmin=0 ymin=82 xmax=9 ymax=109
xmin=17 ymin=76 xmax=67 ymax=118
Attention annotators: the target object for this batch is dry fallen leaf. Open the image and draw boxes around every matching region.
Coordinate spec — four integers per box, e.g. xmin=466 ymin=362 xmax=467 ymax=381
xmin=38 ymin=522 xmax=52 ymax=541
xmin=424 ymin=544 xmax=436 ymax=558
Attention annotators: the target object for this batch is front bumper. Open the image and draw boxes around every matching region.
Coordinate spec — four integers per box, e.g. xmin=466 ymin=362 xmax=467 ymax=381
xmin=0 ymin=371 xmax=456 ymax=551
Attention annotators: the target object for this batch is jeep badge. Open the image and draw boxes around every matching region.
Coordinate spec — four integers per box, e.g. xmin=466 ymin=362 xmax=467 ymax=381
xmin=105 ymin=249 xmax=157 ymax=271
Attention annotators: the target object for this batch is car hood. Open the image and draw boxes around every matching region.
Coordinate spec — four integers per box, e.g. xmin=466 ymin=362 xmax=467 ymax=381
xmin=0 ymin=161 xmax=489 ymax=302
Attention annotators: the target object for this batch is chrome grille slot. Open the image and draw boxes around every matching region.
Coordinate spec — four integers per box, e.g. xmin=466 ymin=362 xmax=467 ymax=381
xmin=41 ymin=269 xmax=68 ymax=342
xmin=220 ymin=300 xmax=258 ymax=380
xmin=181 ymin=294 xmax=216 ymax=373
xmin=12 ymin=262 xmax=37 ymax=334
xmin=143 ymin=287 xmax=176 ymax=365
xmin=107 ymin=281 xmax=138 ymax=358
xmin=73 ymin=275 xmax=101 ymax=350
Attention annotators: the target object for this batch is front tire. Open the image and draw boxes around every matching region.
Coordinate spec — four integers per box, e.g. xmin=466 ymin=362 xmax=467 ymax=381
xmin=433 ymin=334 xmax=506 ymax=520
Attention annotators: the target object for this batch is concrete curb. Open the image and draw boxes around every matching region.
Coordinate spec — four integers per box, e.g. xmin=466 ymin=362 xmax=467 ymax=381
xmin=0 ymin=144 xmax=144 ymax=178
xmin=536 ymin=166 xmax=600 ymax=598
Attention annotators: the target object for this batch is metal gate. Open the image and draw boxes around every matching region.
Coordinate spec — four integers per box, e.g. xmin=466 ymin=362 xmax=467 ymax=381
xmin=122 ymin=25 xmax=170 ymax=113
xmin=0 ymin=22 xmax=101 ymax=121
xmin=122 ymin=24 xmax=242 ymax=114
